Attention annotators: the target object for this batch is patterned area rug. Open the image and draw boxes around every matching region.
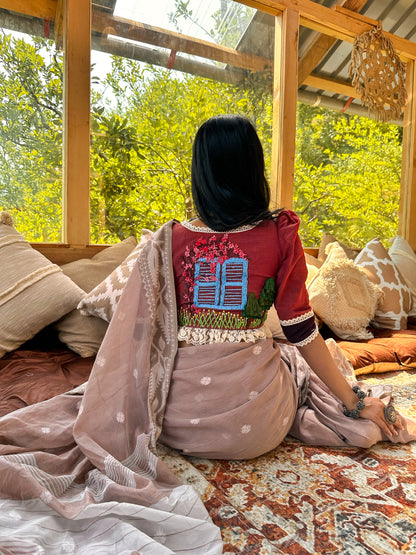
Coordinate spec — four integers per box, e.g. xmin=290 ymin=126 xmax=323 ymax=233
xmin=158 ymin=369 xmax=416 ymax=554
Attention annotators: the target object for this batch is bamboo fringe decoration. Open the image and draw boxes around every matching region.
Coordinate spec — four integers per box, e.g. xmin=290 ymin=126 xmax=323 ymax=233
xmin=349 ymin=21 xmax=407 ymax=122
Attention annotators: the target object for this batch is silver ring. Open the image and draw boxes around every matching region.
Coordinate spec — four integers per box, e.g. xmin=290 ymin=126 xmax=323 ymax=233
xmin=384 ymin=403 xmax=397 ymax=425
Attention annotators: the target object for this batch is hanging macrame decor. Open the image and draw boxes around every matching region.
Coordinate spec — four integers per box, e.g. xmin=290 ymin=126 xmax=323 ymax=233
xmin=349 ymin=21 xmax=407 ymax=122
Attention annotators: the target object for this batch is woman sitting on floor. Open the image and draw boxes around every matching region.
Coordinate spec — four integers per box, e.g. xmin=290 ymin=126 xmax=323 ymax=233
xmin=155 ymin=114 xmax=415 ymax=459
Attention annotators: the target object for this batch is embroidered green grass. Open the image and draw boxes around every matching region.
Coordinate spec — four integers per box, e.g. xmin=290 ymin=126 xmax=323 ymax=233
xmin=179 ymin=308 xmax=265 ymax=330
xmin=242 ymin=278 xmax=276 ymax=318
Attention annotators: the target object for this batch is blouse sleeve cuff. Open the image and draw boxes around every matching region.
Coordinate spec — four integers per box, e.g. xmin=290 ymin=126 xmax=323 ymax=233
xmin=280 ymin=310 xmax=318 ymax=346
xmin=289 ymin=325 xmax=319 ymax=347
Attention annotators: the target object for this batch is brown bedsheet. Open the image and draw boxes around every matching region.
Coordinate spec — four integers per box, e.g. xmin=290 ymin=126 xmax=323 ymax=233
xmin=0 ymin=349 xmax=94 ymax=416
xmin=337 ymin=328 xmax=416 ymax=375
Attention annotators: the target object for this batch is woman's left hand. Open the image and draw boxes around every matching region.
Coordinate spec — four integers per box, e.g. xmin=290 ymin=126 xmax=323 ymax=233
xmin=359 ymin=396 xmax=404 ymax=437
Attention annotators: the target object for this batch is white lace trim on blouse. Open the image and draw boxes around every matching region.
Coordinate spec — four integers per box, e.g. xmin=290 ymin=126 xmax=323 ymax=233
xmin=181 ymin=221 xmax=258 ymax=233
xmin=280 ymin=309 xmax=315 ymax=326
xmin=178 ymin=325 xmax=271 ymax=346
xmin=290 ymin=325 xmax=319 ymax=347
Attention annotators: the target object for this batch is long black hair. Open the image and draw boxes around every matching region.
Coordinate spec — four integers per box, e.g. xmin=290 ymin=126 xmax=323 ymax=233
xmin=191 ymin=114 xmax=275 ymax=231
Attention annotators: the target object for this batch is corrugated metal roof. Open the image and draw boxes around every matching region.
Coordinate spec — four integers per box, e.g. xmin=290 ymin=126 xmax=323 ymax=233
xmin=236 ymin=0 xmax=416 ymax=120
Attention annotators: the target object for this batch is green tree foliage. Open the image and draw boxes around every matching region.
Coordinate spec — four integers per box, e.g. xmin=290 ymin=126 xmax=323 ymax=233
xmin=0 ymin=28 xmax=272 ymax=243
xmin=294 ymin=104 xmax=402 ymax=247
xmin=0 ymin=32 xmax=63 ymax=241
xmin=90 ymin=56 xmax=272 ymax=242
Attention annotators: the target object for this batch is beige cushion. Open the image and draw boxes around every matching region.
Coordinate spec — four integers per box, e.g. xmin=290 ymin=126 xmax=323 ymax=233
xmin=78 ymin=230 xmax=153 ymax=322
xmin=61 ymin=236 xmax=137 ymax=292
xmin=305 ymin=253 xmax=322 ymax=285
xmin=308 ymin=242 xmax=383 ymax=340
xmin=388 ymin=235 xmax=416 ymax=316
xmin=318 ymin=232 xmax=358 ymax=262
xmin=355 ymin=238 xmax=411 ymax=330
xmin=54 ymin=237 xmax=138 ymax=357
xmin=0 ymin=213 xmax=85 ymax=357
xmin=54 ymin=310 xmax=109 ymax=357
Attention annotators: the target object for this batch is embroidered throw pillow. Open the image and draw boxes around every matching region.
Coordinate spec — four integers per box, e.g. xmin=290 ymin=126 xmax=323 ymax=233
xmin=54 ymin=237 xmax=138 ymax=357
xmin=307 ymin=242 xmax=383 ymax=340
xmin=0 ymin=212 xmax=85 ymax=357
xmin=78 ymin=230 xmax=153 ymax=322
xmin=355 ymin=238 xmax=410 ymax=330
xmin=388 ymin=235 xmax=416 ymax=317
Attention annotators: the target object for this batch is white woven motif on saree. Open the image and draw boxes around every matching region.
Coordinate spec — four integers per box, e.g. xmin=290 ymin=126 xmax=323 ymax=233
xmin=78 ymin=230 xmax=153 ymax=322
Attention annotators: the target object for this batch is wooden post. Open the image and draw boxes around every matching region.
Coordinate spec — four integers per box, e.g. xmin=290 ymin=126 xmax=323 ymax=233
xmin=270 ymin=9 xmax=299 ymax=210
xmin=399 ymin=60 xmax=416 ymax=249
xmin=62 ymin=0 xmax=91 ymax=245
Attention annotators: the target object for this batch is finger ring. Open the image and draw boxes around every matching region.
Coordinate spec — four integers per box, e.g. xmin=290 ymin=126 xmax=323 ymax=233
xmin=384 ymin=403 xmax=397 ymax=425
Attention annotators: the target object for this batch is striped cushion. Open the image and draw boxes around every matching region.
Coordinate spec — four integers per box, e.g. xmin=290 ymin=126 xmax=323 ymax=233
xmin=0 ymin=216 xmax=85 ymax=357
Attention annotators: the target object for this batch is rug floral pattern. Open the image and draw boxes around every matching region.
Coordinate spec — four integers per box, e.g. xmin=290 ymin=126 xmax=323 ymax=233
xmin=158 ymin=369 xmax=416 ymax=554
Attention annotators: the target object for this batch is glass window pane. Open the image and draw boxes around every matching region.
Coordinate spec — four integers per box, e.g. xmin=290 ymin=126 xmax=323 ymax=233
xmin=0 ymin=23 xmax=63 ymax=242
xmin=294 ymin=101 xmax=402 ymax=249
xmin=90 ymin=0 xmax=273 ymax=243
xmin=295 ymin=23 xmax=403 ymax=249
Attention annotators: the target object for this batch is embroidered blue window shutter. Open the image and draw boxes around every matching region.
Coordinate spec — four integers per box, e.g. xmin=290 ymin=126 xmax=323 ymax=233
xmin=194 ymin=259 xmax=220 ymax=307
xmin=220 ymin=258 xmax=248 ymax=309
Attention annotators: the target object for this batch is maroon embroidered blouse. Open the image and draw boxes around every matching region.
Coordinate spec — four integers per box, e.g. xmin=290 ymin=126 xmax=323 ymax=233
xmin=172 ymin=209 xmax=318 ymax=346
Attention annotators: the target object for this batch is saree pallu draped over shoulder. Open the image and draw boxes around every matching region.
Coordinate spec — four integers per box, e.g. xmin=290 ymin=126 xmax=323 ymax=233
xmin=0 ymin=221 xmax=222 ymax=555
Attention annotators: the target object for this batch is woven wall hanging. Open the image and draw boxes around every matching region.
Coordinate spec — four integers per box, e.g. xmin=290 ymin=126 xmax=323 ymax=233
xmin=349 ymin=22 xmax=407 ymax=122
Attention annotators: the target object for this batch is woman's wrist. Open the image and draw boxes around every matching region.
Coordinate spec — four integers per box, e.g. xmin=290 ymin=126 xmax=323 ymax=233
xmin=342 ymin=385 xmax=366 ymax=418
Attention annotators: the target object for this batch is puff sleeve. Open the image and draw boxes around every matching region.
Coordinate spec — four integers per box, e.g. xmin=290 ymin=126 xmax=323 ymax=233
xmin=274 ymin=210 xmax=318 ymax=346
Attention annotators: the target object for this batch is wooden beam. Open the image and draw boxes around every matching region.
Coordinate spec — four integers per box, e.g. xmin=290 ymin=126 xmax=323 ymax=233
xmin=270 ymin=9 xmax=299 ymax=210
xmin=337 ymin=0 xmax=367 ymax=10
xmin=399 ymin=60 xmax=416 ymax=248
xmin=54 ymin=0 xmax=64 ymax=49
xmin=298 ymin=0 xmax=367 ymax=86
xmin=303 ymin=73 xmax=358 ymax=98
xmin=92 ymin=11 xmax=271 ymax=72
xmin=298 ymin=89 xmax=392 ymax=121
xmin=0 ymin=0 xmax=56 ymax=20
xmin=237 ymin=0 xmax=416 ymax=61
xmin=298 ymin=33 xmax=338 ymax=87
xmin=335 ymin=5 xmax=378 ymax=27
xmin=92 ymin=36 xmax=245 ymax=84
xmin=32 ymin=243 xmax=108 ymax=265
xmin=62 ymin=0 xmax=91 ymax=246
